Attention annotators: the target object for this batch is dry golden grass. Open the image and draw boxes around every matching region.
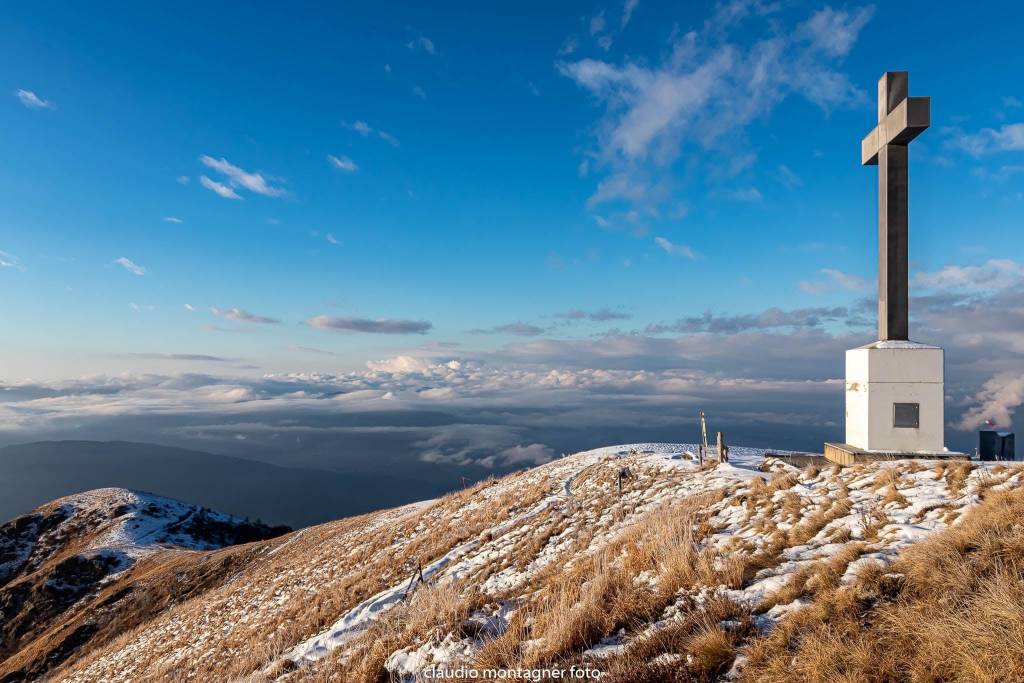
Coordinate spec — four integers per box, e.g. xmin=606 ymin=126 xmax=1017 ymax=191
xmin=863 ymin=467 xmax=909 ymax=509
xmin=52 ymin=469 xmax=561 ymax=683
xmin=48 ymin=457 xmax=1024 ymax=683
xmin=971 ymin=464 xmax=1019 ymax=500
xmin=309 ymin=580 xmax=485 ymax=683
xmin=856 ymin=499 xmax=889 ymax=541
xmin=758 ymin=542 xmax=865 ymax=611
xmin=740 ymin=487 xmax=1024 ymax=683
xmin=460 ymin=493 xmax=740 ymax=674
xmin=765 ymin=471 xmax=798 ymax=495
xmin=748 ymin=475 xmax=768 ymax=496
xmin=1 ymin=541 xmax=268 ymax=681
xmin=780 ymin=492 xmax=803 ymax=524
xmin=942 ymin=460 xmax=974 ymax=497
xmin=787 ymin=490 xmax=852 ymax=546
xmin=871 ymin=466 xmax=901 ymax=492
xmin=599 ymin=593 xmax=753 ymax=683
xmin=881 ymin=483 xmax=909 ymax=508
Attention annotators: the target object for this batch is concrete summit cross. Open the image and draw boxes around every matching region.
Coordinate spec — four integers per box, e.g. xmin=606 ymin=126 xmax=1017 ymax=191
xmin=824 ymin=71 xmax=960 ymax=466
xmin=861 ymin=71 xmax=929 ymax=341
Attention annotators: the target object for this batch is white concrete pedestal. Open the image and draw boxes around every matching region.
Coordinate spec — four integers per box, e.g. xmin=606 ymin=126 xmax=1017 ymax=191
xmin=845 ymin=340 xmax=945 ymax=453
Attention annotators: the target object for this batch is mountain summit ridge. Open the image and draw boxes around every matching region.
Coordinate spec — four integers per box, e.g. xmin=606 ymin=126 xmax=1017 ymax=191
xmin=2 ymin=444 xmax=1021 ymax=682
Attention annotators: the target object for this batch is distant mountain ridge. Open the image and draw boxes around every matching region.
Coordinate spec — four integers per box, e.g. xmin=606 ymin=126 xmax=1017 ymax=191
xmin=0 ymin=440 xmax=454 ymax=528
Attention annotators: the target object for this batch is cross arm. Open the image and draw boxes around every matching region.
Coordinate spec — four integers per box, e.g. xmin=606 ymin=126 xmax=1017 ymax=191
xmin=861 ymin=96 xmax=931 ymax=166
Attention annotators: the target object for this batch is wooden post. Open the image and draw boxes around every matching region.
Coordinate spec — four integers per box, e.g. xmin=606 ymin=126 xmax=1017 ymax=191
xmin=617 ymin=467 xmax=630 ymax=496
xmin=717 ymin=431 xmax=727 ymax=463
xmin=698 ymin=444 xmax=704 ymax=466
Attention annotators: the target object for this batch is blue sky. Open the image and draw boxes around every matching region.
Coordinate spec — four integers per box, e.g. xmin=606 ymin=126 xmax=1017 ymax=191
xmin=3 ymin=1 xmax=1024 ymax=462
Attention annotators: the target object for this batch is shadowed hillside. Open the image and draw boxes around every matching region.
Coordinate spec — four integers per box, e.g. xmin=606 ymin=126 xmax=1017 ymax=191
xmin=0 ymin=488 xmax=287 ymax=682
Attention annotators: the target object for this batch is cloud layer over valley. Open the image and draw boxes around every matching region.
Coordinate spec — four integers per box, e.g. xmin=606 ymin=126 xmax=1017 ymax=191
xmin=6 ymin=264 xmax=1024 ymax=474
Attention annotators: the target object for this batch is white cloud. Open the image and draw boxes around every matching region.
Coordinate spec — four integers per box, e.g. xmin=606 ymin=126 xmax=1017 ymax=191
xmin=558 ymin=4 xmax=872 ymax=208
xmin=328 ymin=154 xmax=358 ymax=172
xmin=776 ymin=164 xmax=802 ymax=188
xmin=14 ymin=89 xmax=54 ymax=109
xmin=176 ymin=175 xmax=190 ymax=185
xmin=184 ymin=304 xmax=197 ymax=312
xmin=730 ymin=187 xmax=763 ymax=201
xmin=794 ymin=5 xmax=875 ymax=58
xmin=799 ymin=280 xmax=831 ymax=295
xmin=952 ymin=123 xmax=1024 ymax=157
xmin=343 ymin=120 xmax=399 ymax=147
xmin=821 ymin=268 xmax=868 ymax=291
xmin=406 ymin=35 xmax=436 ymax=55
xmin=959 ymin=372 xmax=1024 ymax=430
xmin=669 ymin=203 xmax=689 ymax=220
xmin=348 ymin=120 xmax=372 ymax=136
xmin=914 ymin=259 xmax=1024 ymax=291
xmin=589 ymin=11 xmax=606 ymax=36
xmin=325 ymin=233 xmax=340 ymax=245
xmin=209 ymin=306 xmax=280 ymax=324
xmin=366 ymin=355 xmax=435 ymax=374
xmin=586 ymin=172 xmax=656 ymax=207
xmin=200 ymin=175 xmax=241 ymax=199
xmin=654 ymin=236 xmax=696 ymax=259
xmin=419 ymin=386 xmax=456 ymax=400
xmin=162 ymin=216 xmax=183 ymax=224
xmin=800 ymin=268 xmax=869 ymax=295
xmin=412 ymin=85 xmax=427 ymax=100
xmin=114 ymin=257 xmax=146 ymax=276
xmin=0 ymin=250 xmax=23 ymax=270
xmin=622 ymin=0 xmax=639 ymax=28
xmin=479 ymin=443 xmax=556 ymax=467
xmin=559 ymin=35 xmax=579 ymax=56
xmin=199 ymin=155 xmax=285 ymax=197
xmin=970 ymin=164 xmax=1024 ymax=182
xmin=1004 ymin=96 xmax=1022 ymax=109
xmin=559 ymin=50 xmax=727 ymax=170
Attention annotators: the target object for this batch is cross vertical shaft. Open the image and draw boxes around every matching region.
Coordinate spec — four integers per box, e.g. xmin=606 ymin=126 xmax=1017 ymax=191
xmin=878 ymin=143 xmax=908 ymax=340
xmin=862 ymin=71 xmax=929 ymax=341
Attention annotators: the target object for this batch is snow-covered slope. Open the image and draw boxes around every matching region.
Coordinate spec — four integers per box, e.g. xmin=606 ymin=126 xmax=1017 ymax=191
xmin=8 ymin=446 xmax=1021 ymax=682
xmin=0 ymin=488 xmax=288 ymax=680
